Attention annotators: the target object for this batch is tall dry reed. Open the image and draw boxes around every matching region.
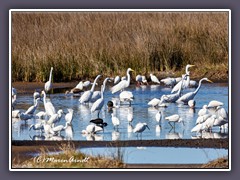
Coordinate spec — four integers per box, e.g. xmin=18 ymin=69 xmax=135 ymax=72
xmin=11 ymin=11 xmax=229 ymax=82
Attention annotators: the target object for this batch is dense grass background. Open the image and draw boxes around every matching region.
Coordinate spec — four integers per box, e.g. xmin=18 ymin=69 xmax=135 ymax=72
xmin=11 ymin=12 xmax=229 ymax=82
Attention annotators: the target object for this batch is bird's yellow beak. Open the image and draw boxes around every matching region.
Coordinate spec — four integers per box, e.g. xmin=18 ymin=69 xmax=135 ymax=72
xmin=130 ymin=68 xmax=134 ymax=72
xmin=189 ymin=64 xmax=195 ymax=67
xmin=207 ymin=79 xmax=214 ymax=83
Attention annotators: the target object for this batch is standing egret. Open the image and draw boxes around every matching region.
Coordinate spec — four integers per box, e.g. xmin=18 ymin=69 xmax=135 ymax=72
xmin=165 ymin=114 xmax=184 ymax=128
xmin=160 ymin=77 xmax=176 ymax=87
xmin=150 ymin=74 xmax=160 ymax=84
xmin=41 ymin=90 xmax=56 ymax=116
xmin=91 ymin=77 xmax=110 ymax=117
xmin=176 ymin=78 xmax=213 ymax=104
xmin=65 ymin=108 xmax=74 ymax=125
xmin=44 ymin=67 xmax=53 ymax=93
xmin=51 ymin=122 xmax=71 ymax=135
xmin=171 ymin=64 xmax=195 ymax=93
xmin=133 ymin=122 xmax=150 ymax=138
xmin=119 ymin=91 xmax=134 ymax=106
xmin=111 ymin=113 xmax=120 ymax=129
xmin=79 ymin=75 xmax=101 ymax=104
xmin=198 ymin=105 xmax=209 ymax=116
xmin=111 ymin=68 xmax=134 ymax=94
xmin=155 ymin=111 xmax=162 ymax=123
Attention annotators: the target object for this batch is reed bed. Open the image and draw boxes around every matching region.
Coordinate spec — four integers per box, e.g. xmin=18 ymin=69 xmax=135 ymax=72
xmin=11 ymin=11 xmax=229 ymax=82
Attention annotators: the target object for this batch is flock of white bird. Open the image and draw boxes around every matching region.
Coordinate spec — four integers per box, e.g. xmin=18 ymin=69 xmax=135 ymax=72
xmin=11 ymin=64 xmax=228 ymax=140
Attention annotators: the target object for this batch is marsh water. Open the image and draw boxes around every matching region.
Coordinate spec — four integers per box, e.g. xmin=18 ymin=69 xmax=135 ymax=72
xmin=12 ymin=83 xmax=229 ymax=141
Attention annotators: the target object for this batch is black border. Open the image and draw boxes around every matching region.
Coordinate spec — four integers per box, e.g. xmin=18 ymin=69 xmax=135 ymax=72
xmin=1 ymin=0 xmax=239 ymax=178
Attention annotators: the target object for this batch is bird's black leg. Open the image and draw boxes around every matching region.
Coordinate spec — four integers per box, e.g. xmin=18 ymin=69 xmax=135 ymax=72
xmin=168 ymin=121 xmax=173 ymax=128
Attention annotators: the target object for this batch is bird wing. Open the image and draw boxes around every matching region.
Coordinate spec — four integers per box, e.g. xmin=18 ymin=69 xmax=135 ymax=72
xmin=171 ymin=81 xmax=182 ymax=93
xmin=148 ymin=98 xmax=160 ymax=106
xmin=79 ymin=91 xmax=92 ymax=103
xmin=91 ymin=99 xmax=103 ymax=112
xmin=111 ymin=80 xmax=127 ymax=94
xmin=133 ymin=123 xmax=143 ymax=133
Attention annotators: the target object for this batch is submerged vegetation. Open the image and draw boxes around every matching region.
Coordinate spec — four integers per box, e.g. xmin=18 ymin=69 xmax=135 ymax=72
xmin=11 ymin=12 xmax=229 ymax=82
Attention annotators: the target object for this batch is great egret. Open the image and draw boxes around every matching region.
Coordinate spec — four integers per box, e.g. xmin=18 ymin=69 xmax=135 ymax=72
xmin=165 ymin=114 xmax=184 ymax=128
xmin=111 ymin=113 xmax=120 ymax=129
xmin=176 ymin=78 xmax=213 ymax=104
xmin=44 ymin=67 xmax=53 ymax=93
xmin=155 ymin=111 xmax=162 ymax=123
xmin=79 ymin=75 xmax=101 ymax=104
xmin=65 ymin=108 xmax=74 ymax=125
xmin=150 ymin=74 xmax=160 ymax=84
xmin=111 ymin=68 xmax=134 ymax=94
xmin=41 ymin=90 xmax=56 ymax=116
xmin=133 ymin=122 xmax=150 ymax=138
xmin=91 ymin=77 xmax=111 ymax=103
xmin=161 ymin=74 xmax=188 ymax=103
xmin=91 ymin=77 xmax=110 ymax=117
xmin=25 ymin=98 xmax=41 ymax=115
xmin=119 ymin=91 xmax=134 ymax=106
xmin=171 ymin=64 xmax=195 ymax=93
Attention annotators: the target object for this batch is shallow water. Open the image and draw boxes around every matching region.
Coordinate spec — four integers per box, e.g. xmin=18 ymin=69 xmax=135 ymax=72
xmin=79 ymin=147 xmax=228 ymax=164
xmin=12 ymin=83 xmax=229 ymax=141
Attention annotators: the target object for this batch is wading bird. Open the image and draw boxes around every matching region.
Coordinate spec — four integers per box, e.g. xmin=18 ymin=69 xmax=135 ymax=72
xmin=44 ymin=67 xmax=53 ymax=93
xmin=133 ymin=122 xmax=150 ymax=138
xmin=165 ymin=114 xmax=184 ymax=128
xmin=41 ymin=90 xmax=56 ymax=116
xmin=176 ymin=78 xmax=213 ymax=104
xmin=111 ymin=68 xmax=134 ymax=94
xmin=150 ymin=74 xmax=160 ymax=84
xmin=79 ymin=75 xmax=101 ymax=104
xmin=65 ymin=108 xmax=74 ymax=125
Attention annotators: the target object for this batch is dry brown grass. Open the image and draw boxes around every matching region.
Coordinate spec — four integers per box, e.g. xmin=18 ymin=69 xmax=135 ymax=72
xmin=11 ymin=11 xmax=229 ymax=82
xmin=12 ymin=142 xmax=125 ymax=168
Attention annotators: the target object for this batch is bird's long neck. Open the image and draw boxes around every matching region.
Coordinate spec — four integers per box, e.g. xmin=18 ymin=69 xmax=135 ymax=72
xmin=194 ymin=79 xmax=204 ymax=95
xmin=127 ymin=70 xmax=131 ymax=85
xmin=91 ymin=76 xmax=100 ymax=92
xmin=49 ymin=68 xmax=53 ymax=82
xmin=102 ymin=78 xmax=108 ymax=93
xmin=64 ymin=122 xmax=69 ymax=129
xmin=100 ymin=85 xmax=104 ymax=99
xmin=42 ymin=92 xmax=46 ymax=104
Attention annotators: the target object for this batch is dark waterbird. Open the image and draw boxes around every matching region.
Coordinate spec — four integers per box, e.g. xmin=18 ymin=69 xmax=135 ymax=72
xmin=90 ymin=118 xmax=108 ymax=128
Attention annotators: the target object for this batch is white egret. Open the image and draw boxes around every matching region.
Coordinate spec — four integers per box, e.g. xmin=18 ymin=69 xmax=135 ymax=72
xmin=25 ymin=98 xmax=41 ymax=115
xmin=150 ymin=73 xmax=160 ymax=84
xmin=111 ymin=113 xmax=120 ymax=129
xmin=207 ymin=100 xmax=224 ymax=109
xmin=203 ymin=115 xmax=217 ymax=131
xmin=141 ymin=75 xmax=148 ymax=85
xmin=195 ymin=114 xmax=211 ymax=125
xmin=29 ymin=122 xmax=44 ymax=132
xmin=155 ymin=111 xmax=162 ymax=123
xmin=148 ymin=98 xmax=161 ymax=107
xmin=160 ymin=77 xmax=176 ymax=87
xmin=188 ymin=99 xmax=196 ymax=109
xmin=191 ymin=123 xmax=204 ymax=134
xmin=81 ymin=124 xmax=103 ymax=134
xmin=51 ymin=122 xmax=71 ymax=135
xmin=114 ymin=75 xmax=121 ymax=84
xmin=33 ymin=90 xmax=41 ymax=104
xmin=176 ymin=78 xmax=213 ymax=104
xmin=165 ymin=114 xmax=184 ymax=128
xmin=44 ymin=67 xmax=53 ymax=93
xmin=135 ymin=75 xmax=142 ymax=86
xmin=47 ymin=110 xmax=64 ymax=125
xmin=171 ymin=64 xmax=195 ymax=93
xmin=41 ymin=90 xmax=56 ymax=116
xmin=111 ymin=68 xmax=134 ymax=94
xmin=79 ymin=75 xmax=101 ymax=104
xmin=35 ymin=111 xmax=47 ymax=119
xmin=91 ymin=77 xmax=110 ymax=117
xmin=65 ymin=108 xmax=74 ymax=124
xmin=91 ymin=77 xmax=111 ymax=102
xmin=161 ymin=74 xmax=188 ymax=103
xmin=198 ymin=105 xmax=208 ymax=116
xmin=119 ymin=91 xmax=134 ymax=106
xmin=133 ymin=122 xmax=150 ymax=137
